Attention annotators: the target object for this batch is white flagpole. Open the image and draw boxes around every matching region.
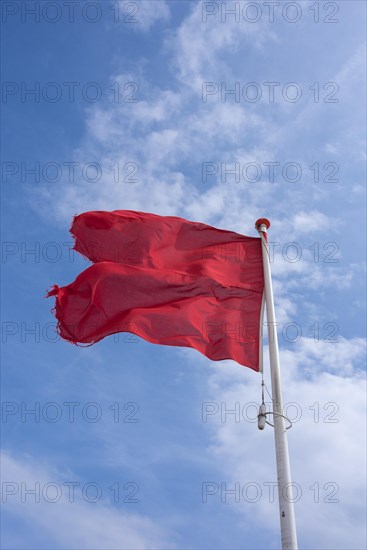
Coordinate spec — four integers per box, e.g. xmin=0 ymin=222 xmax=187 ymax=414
xmin=256 ymin=218 xmax=298 ymax=550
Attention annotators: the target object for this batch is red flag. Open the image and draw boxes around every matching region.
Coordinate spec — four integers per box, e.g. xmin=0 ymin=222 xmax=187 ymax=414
xmin=48 ymin=211 xmax=264 ymax=371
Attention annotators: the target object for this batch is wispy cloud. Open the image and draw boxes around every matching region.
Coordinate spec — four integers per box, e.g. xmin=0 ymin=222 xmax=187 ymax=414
xmin=201 ymin=337 xmax=366 ymax=549
xmin=1 ymin=451 xmax=174 ymax=549
xmin=121 ymin=0 xmax=170 ymax=32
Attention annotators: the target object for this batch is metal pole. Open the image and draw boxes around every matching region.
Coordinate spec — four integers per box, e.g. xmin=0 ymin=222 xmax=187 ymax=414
xmin=256 ymin=218 xmax=298 ymax=550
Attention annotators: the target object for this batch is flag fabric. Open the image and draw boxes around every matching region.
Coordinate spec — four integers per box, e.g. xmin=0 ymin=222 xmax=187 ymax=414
xmin=47 ymin=211 xmax=265 ymax=371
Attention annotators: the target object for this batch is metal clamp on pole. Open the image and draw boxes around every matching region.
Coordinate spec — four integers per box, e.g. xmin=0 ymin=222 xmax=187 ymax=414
xmin=258 ymin=403 xmax=267 ymax=430
xmin=258 ymin=406 xmax=293 ymax=430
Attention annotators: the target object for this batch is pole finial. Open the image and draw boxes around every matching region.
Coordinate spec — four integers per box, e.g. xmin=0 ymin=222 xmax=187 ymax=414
xmin=255 ymin=218 xmax=271 ymax=231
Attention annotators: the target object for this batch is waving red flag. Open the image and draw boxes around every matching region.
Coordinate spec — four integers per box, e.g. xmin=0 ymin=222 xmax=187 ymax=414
xmin=48 ymin=211 xmax=264 ymax=371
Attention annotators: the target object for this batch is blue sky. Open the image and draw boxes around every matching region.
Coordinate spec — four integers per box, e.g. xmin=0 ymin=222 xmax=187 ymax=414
xmin=1 ymin=1 xmax=366 ymax=548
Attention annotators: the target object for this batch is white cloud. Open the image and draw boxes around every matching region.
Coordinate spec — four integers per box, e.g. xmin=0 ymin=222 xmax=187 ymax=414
xmin=34 ymin=4 xmax=363 ymax=255
xmin=201 ymin=336 xmax=366 ymax=549
xmin=265 ymin=42 xmax=366 ymax=158
xmin=27 ymin=3 xmax=364 ymax=355
xmin=120 ymin=0 xmax=170 ymax=32
xmin=32 ymin=3 xmax=365 ymax=249
xmin=325 ymin=142 xmax=338 ymax=154
xmin=169 ymin=2 xmax=277 ymax=91
xmin=1 ymin=451 xmax=174 ymax=549
xmin=291 ymin=210 xmax=331 ymax=235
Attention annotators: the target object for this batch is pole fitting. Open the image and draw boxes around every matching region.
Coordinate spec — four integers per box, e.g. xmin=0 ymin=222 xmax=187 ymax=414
xmin=255 ymin=218 xmax=271 ymax=231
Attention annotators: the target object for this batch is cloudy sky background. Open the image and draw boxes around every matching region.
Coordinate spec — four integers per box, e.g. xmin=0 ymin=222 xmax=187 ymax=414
xmin=1 ymin=1 xmax=366 ymax=548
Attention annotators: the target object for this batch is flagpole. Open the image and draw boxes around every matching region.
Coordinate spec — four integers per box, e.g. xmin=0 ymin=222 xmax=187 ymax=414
xmin=255 ymin=218 xmax=298 ymax=550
